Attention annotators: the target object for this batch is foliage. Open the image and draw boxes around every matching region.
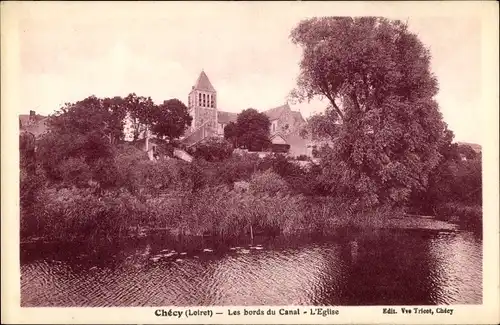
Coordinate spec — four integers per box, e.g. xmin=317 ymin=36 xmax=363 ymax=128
xmin=19 ymin=42 xmax=483 ymax=242
xmin=38 ymin=96 xmax=123 ymax=186
xmin=123 ymin=93 xmax=156 ymax=141
xmin=291 ymin=17 xmax=447 ymax=209
xmin=57 ymin=157 xmax=93 ymax=188
xmin=248 ymin=169 xmax=290 ymax=196
xmin=20 ymin=132 xmax=37 ymax=172
xmin=435 ymin=202 xmax=482 ymax=227
xmin=416 ymin=154 xmax=482 ymax=213
xmin=233 ymin=108 xmax=271 ymax=151
xmin=150 ymin=99 xmax=192 ymax=141
xmin=295 ymin=154 xmax=310 ymax=161
xmin=458 ymin=144 xmax=478 ymax=160
xmin=290 ymin=17 xmax=438 ymax=118
xmin=258 ymin=154 xmax=303 ymax=179
xmin=299 ymin=107 xmax=340 ymax=141
xmin=112 ymin=144 xmax=205 ymax=194
xmin=49 ymin=95 xmax=127 ymax=144
xmin=203 ymin=152 xmax=262 ymax=185
xmin=223 ymin=121 xmax=239 ymax=147
xmin=37 ymin=131 xmax=115 ymax=186
xmin=191 ymin=137 xmax=234 ymax=162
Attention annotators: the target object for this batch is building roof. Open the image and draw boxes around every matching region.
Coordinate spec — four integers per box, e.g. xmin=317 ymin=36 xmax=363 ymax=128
xmin=19 ymin=114 xmax=49 ymax=138
xmin=263 ymin=103 xmax=291 ymax=121
xmin=217 ymin=111 xmax=238 ymax=124
xmin=217 ymin=105 xmax=306 ymax=126
xmin=193 ymin=70 xmax=216 ymax=92
xmin=270 ymin=132 xmax=287 ymax=142
xmin=290 ymin=111 xmax=306 ymax=124
xmin=19 ymin=115 xmax=30 ymax=127
xmin=19 ymin=114 xmax=46 ymax=127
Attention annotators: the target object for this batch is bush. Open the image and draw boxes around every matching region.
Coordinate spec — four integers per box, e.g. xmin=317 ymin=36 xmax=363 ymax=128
xmin=58 ymin=157 xmax=93 ymax=188
xmin=201 ymin=152 xmax=261 ymax=185
xmin=409 ymin=148 xmax=482 ymax=224
xmin=192 ymin=137 xmax=233 ymax=162
xmin=183 ymin=184 xmax=307 ymax=238
xmin=435 ymin=202 xmax=482 ymax=225
xmin=249 ymin=169 xmax=289 ymax=195
xmin=20 ymin=168 xmax=46 ymax=238
xmin=24 ymin=186 xmax=190 ymax=241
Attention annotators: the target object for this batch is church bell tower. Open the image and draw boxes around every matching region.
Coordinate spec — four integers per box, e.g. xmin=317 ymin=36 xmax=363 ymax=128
xmin=188 ymin=70 xmax=218 ymax=134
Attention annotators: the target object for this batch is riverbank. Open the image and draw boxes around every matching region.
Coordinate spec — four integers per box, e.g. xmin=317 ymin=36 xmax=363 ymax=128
xmin=21 ymin=212 xmax=464 ymax=246
xmin=20 ymin=146 xmax=482 ymax=245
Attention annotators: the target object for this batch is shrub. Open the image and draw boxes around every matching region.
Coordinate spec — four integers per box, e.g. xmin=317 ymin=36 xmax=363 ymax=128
xmin=192 ymin=137 xmax=234 ymax=162
xmin=27 ymin=186 xmax=179 ymax=241
xmin=58 ymin=157 xmax=93 ymax=188
xmin=435 ymin=202 xmax=482 ymax=225
xmin=249 ymin=169 xmax=289 ymax=195
xmin=183 ymin=185 xmax=306 ymax=238
xmin=20 ymin=167 xmax=46 ymax=238
xmin=206 ymin=152 xmax=261 ymax=185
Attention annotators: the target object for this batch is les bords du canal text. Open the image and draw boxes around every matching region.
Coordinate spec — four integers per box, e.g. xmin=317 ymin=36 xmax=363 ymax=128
xmin=155 ymin=307 xmax=339 ymax=318
xmin=155 ymin=307 xmax=454 ymax=318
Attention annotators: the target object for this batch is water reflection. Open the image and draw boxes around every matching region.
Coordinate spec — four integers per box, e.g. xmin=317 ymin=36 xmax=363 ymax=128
xmin=204 ymin=246 xmax=343 ymax=305
xmin=21 ymin=230 xmax=482 ymax=306
xmin=427 ymin=232 xmax=482 ymax=304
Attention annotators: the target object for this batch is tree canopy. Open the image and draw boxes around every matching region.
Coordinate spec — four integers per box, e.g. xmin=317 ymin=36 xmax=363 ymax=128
xmin=123 ymin=93 xmax=156 ymax=141
xmin=226 ymin=108 xmax=271 ymax=151
xmin=191 ymin=136 xmax=234 ymax=162
xmin=150 ymin=99 xmax=193 ymax=141
xmin=291 ymin=17 xmax=449 ymax=209
xmin=36 ymin=94 xmax=191 ymax=188
xmin=223 ymin=121 xmax=239 ymax=147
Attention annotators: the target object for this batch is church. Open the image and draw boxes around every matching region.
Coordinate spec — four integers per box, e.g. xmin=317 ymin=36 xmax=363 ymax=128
xmin=182 ymin=71 xmax=313 ymax=157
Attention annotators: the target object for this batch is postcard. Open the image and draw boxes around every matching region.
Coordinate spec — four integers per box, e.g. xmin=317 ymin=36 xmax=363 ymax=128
xmin=1 ymin=1 xmax=499 ymax=324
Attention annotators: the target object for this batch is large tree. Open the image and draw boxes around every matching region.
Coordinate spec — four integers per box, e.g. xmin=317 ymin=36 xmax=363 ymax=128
xmin=123 ymin=93 xmax=156 ymax=140
xmin=223 ymin=121 xmax=239 ymax=147
xmin=48 ymin=95 xmax=127 ymax=144
xmin=291 ymin=17 xmax=449 ymax=209
xmin=150 ymin=98 xmax=192 ymax=141
xmin=233 ymin=108 xmax=271 ymax=151
xmin=37 ymin=95 xmax=126 ymax=187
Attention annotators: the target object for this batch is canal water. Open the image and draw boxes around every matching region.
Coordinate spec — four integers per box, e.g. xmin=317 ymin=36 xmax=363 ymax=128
xmin=21 ymin=228 xmax=482 ymax=306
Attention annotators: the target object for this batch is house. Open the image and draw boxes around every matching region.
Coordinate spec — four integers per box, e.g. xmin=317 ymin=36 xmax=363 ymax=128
xmin=19 ymin=110 xmax=48 ymax=139
xmin=182 ymin=71 xmax=313 ymax=156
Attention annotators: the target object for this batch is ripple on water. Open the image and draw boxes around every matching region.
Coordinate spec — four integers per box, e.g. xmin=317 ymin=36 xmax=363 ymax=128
xmin=20 ymin=231 xmax=482 ymax=306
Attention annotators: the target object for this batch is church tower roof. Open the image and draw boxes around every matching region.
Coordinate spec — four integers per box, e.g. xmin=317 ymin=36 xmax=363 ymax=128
xmin=193 ymin=70 xmax=216 ymax=92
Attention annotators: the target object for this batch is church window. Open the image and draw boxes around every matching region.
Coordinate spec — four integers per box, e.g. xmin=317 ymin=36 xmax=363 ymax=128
xmin=199 ymin=93 xmax=202 ymax=106
xmin=272 ymin=121 xmax=278 ymax=132
xmin=211 ymin=94 xmax=215 ymax=108
xmin=203 ymin=94 xmax=206 ymax=107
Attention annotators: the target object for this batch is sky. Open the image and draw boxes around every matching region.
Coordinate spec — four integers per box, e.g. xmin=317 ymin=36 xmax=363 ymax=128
xmin=14 ymin=2 xmax=485 ymax=144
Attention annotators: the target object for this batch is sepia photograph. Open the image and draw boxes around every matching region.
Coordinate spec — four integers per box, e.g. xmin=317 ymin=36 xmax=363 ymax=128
xmin=2 ymin=1 xmax=499 ymax=324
